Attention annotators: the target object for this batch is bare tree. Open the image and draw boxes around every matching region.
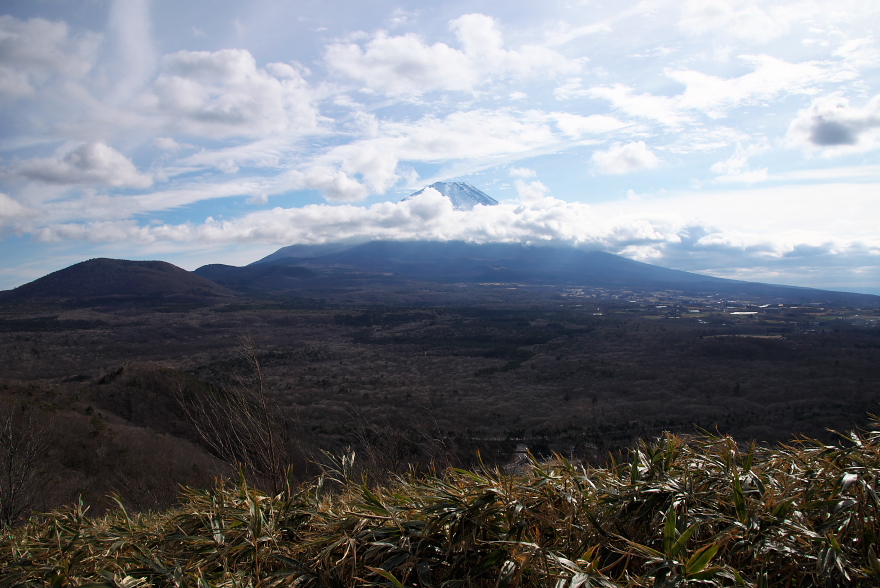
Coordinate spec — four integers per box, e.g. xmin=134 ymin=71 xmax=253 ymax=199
xmin=177 ymin=336 xmax=289 ymax=494
xmin=0 ymin=403 xmax=51 ymax=526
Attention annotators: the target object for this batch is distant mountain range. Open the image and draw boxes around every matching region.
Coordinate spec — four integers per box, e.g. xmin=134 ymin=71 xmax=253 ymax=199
xmin=2 ymin=242 xmax=877 ymax=307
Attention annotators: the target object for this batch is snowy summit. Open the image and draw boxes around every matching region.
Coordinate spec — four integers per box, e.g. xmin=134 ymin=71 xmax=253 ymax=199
xmin=403 ymin=182 xmax=499 ymax=211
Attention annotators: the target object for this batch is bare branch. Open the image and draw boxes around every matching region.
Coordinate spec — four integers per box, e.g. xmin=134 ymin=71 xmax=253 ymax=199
xmin=175 ymin=336 xmax=290 ymax=494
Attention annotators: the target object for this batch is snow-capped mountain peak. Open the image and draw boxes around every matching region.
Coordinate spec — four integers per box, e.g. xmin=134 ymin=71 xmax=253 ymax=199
xmin=403 ymin=182 xmax=499 ymax=211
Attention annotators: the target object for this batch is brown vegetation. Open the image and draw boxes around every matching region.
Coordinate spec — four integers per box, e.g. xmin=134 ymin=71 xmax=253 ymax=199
xmin=0 ymin=286 xmax=877 ymax=521
xmin=4 ymin=424 xmax=880 ymax=586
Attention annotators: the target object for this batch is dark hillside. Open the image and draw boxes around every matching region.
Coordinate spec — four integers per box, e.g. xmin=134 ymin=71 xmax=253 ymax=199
xmin=0 ymin=258 xmax=233 ymax=302
xmin=194 ymin=263 xmax=316 ymax=292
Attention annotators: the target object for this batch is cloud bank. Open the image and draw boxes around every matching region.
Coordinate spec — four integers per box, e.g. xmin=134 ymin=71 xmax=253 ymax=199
xmin=32 ymin=185 xmax=878 ymax=285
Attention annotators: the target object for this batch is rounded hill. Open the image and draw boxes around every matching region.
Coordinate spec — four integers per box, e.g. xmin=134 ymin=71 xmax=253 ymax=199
xmin=0 ymin=258 xmax=233 ymax=301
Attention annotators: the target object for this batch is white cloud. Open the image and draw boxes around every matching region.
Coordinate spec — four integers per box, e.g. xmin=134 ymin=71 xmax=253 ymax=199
xmin=833 ymin=36 xmax=880 ymax=69
xmin=31 ymin=182 xmax=879 ymax=283
xmin=710 ymin=140 xmax=769 ymax=183
xmin=16 ymin=142 xmax=153 ymax=188
xmin=770 ymin=164 xmax=880 ymax=182
xmin=787 ymin=93 xmax=880 ymax=154
xmin=515 ymin=180 xmax=549 ymax=202
xmin=23 ymin=178 xmax=880 ymax=289
xmin=325 ymin=31 xmax=474 ymax=95
xmin=669 ymin=55 xmax=854 ymax=116
xmin=0 ymin=15 xmax=101 ymax=100
xmin=324 ymin=13 xmax=581 ymax=96
xmin=552 ymin=113 xmax=630 ymax=138
xmin=153 ymin=137 xmax=193 ymax=151
xmin=0 ymin=193 xmax=34 ymax=224
xmin=107 ymin=0 xmax=156 ymax=102
xmin=246 ymin=192 xmax=268 ymax=205
xmin=32 ymin=195 xmax=613 ymax=248
xmin=592 ymin=141 xmax=660 ymax=174
xmin=678 ymin=0 xmax=809 ymax=44
xmin=146 ymin=49 xmax=320 ymax=139
xmin=712 ymin=167 xmax=768 ymax=184
xmin=7 ymin=104 xmax=590 ymax=215
xmin=510 ymin=167 xmax=536 ymax=178
xmin=291 ymin=109 xmax=560 ymax=199
xmin=578 ymin=54 xmax=854 ymax=128
xmin=0 ymin=65 xmax=34 ymax=100
xmin=449 ymin=14 xmax=580 ymax=77
xmin=582 ymin=83 xmax=688 ymax=128
xmin=291 ymin=167 xmax=371 ymax=202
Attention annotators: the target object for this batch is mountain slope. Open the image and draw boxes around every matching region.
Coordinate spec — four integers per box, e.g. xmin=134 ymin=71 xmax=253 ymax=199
xmin=0 ymin=258 xmax=233 ymax=302
xmin=252 ymin=243 xmax=357 ymax=265
xmin=402 ymin=182 xmax=499 ymax=210
xmin=194 ymin=263 xmax=316 ymax=291
xmin=255 ymin=240 xmax=879 ymax=306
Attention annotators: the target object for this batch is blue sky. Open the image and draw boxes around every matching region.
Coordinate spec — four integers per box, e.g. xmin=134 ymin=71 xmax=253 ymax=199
xmin=0 ymin=0 xmax=878 ymax=293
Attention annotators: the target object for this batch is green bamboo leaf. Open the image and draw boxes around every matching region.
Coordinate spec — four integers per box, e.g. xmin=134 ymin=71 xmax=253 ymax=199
xmin=826 ymin=534 xmax=843 ymax=555
xmin=688 ymin=566 xmax=724 ymax=581
xmin=366 ymin=566 xmax=405 ymax=588
xmin=770 ymin=498 xmax=794 ymax=520
xmin=742 ymin=442 xmax=755 ymax=473
xmin=685 ymin=543 xmax=720 ymax=577
xmin=630 ymin=451 xmax=641 ymax=484
xmin=663 ymin=507 xmax=677 ymax=558
xmin=732 ymin=476 xmax=748 ymax=525
xmin=671 ymin=523 xmax=700 ymax=560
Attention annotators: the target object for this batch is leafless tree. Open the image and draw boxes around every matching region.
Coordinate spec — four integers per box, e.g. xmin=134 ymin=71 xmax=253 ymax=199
xmin=177 ymin=336 xmax=289 ymax=494
xmin=0 ymin=403 xmax=52 ymax=526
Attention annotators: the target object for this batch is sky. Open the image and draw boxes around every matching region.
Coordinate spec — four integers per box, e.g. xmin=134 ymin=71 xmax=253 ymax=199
xmin=0 ymin=0 xmax=878 ymax=293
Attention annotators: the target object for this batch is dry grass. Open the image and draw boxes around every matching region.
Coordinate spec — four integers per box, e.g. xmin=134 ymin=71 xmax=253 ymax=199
xmin=3 ymin=421 xmax=880 ymax=587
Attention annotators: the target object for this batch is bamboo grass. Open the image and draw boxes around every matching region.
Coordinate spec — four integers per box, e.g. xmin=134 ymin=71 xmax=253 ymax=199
xmin=4 ymin=422 xmax=880 ymax=587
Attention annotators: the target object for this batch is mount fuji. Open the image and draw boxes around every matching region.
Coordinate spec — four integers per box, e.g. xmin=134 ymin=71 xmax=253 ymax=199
xmin=402 ymin=182 xmax=499 ymax=211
